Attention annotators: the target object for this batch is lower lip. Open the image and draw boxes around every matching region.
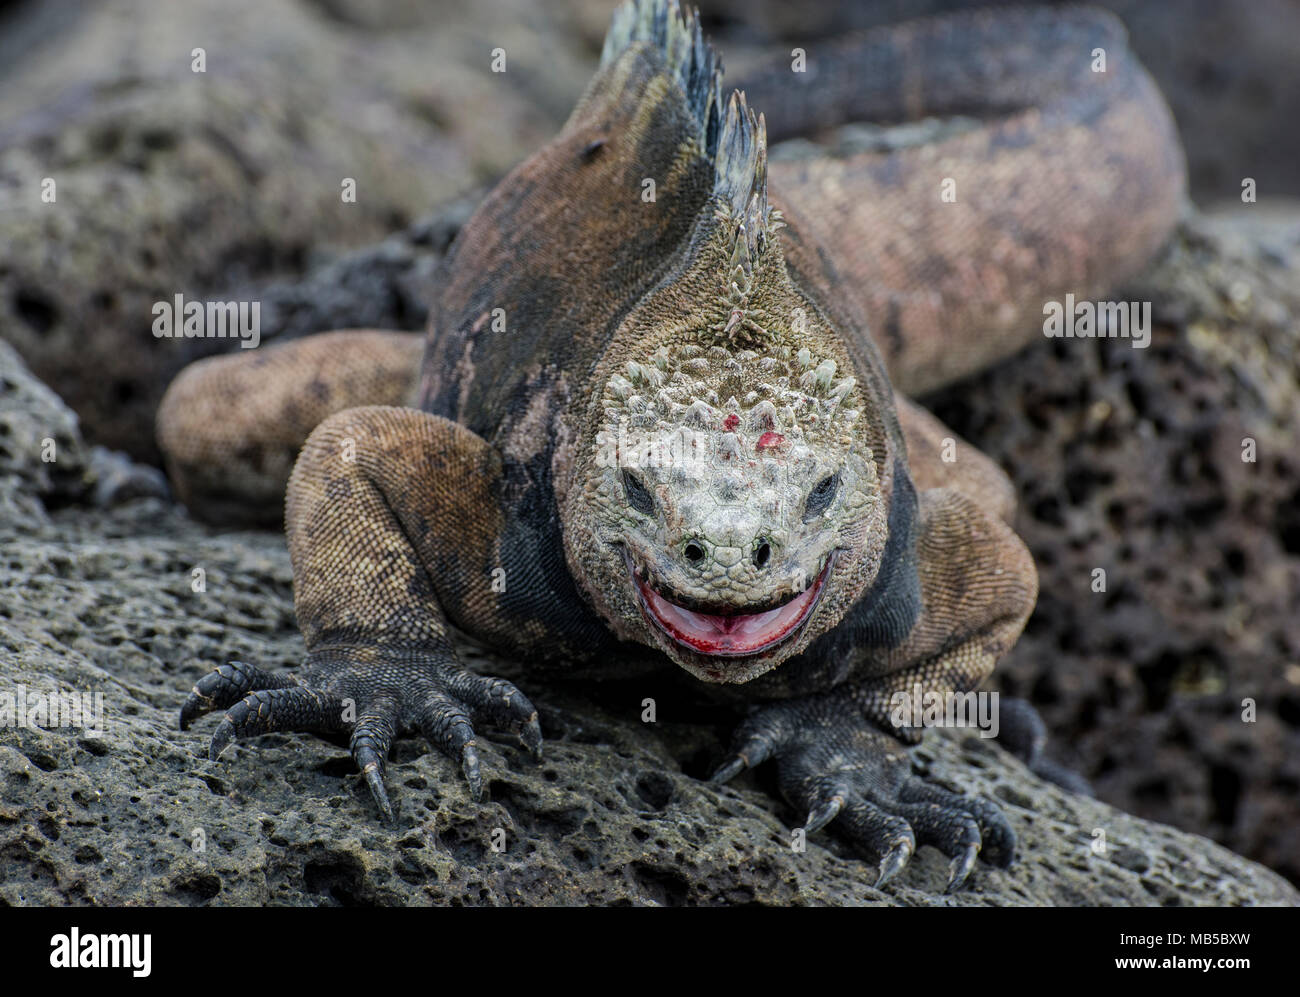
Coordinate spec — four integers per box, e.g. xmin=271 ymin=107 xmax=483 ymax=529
xmin=635 ymin=561 xmax=830 ymax=657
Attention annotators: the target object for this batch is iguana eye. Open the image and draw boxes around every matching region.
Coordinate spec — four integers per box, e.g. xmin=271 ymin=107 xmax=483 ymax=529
xmin=622 ymin=469 xmax=656 ymax=516
xmin=803 ymin=473 xmax=839 ymax=521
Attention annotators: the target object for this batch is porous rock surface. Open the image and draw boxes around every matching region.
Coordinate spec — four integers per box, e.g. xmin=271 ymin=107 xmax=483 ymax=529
xmin=927 ymin=205 xmax=1300 ymax=885
xmin=0 ymin=343 xmax=1296 ymax=906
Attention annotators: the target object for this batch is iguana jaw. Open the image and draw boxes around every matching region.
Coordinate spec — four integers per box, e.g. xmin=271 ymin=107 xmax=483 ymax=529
xmin=620 ymin=546 xmax=836 ymax=681
xmin=633 ymin=555 xmax=832 ymax=663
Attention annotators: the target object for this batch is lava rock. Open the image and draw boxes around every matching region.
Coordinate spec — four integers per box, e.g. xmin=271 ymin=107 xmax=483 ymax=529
xmin=0 ymin=346 xmax=1295 ymax=906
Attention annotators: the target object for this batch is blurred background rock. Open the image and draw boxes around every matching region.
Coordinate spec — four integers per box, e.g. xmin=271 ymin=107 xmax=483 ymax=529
xmin=3 ymin=0 xmax=1298 ymax=458
xmin=0 ymin=0 xmax=599 ymax=457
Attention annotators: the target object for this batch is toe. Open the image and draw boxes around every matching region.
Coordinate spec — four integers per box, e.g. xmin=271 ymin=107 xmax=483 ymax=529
xmin=892 ymin=801 xmax=982 ymax=890
xmin=780 ymin=767 xmax=852 ymax=834
xmin=351 ymin=706 xmax=399 ymax=820
xmin=209 ymin=686 xmax=347 ymax=757
xmin=416 ymin=693 xmax=481 ymax=797
xmin=443 ymin=671 xmax=543 ymax=761
xmin=944 ymin=840 xmax=980 ymax=893
xmin=358 ymin=749 xmax=395 ymax=821
xmin=712 ymin=703 xmax=803 ymax=782
xmin=803 ymin=791 xmax=847 ymax=834
xmin=899 ymin=780 xmax=1015 ymax=868
xmin=461 ymin=741 xmax=483 ymax=801
xmin=875 ymin=836 xmax=915 ymax=889
xmin=838 ymin=796 xmax=917 ymax=888
xmin=180 ymin=660 xmax=293 ymax=730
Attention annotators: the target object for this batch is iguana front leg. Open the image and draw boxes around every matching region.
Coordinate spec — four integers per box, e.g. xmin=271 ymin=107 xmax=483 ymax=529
xmin=713 ymin=486 xmax=1036 ymax=890
xmin=179 ymin=405 xmax=550 ymax=818
xmin=715 ymin=702 xmax=1014 ymax=890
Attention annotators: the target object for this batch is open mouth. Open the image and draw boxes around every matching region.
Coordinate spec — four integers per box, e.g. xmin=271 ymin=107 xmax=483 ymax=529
xmin=631 ymin=557 xmax=832 ymax=658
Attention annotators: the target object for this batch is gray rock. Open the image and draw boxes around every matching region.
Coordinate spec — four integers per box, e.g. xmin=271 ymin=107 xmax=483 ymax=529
xmin=0 ymin=339 xmax=90 ymax=524
xmin=0 ymin=0 xmax=599 ymax=458
xmin=926 ymin=205 xmax=1300 ymax=884
xmin=0 ymin=351 xmax=1294 ymax=906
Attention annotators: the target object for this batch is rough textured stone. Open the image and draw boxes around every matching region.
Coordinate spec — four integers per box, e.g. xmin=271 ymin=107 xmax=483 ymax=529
xmin=926 ymin=205 xmax=1300 ymax=885
xmin=0 ymin=348 xmax=1295 ymax=906
xmin=0 ymin=0 xmax=601 ymax=458
xmin=0 ymin=339 xmax=90 ymax=525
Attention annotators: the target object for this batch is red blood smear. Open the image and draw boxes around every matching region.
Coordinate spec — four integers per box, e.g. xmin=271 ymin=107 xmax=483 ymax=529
xmin=757 ymin=431 xmax=785 ymax=450
xmin=723 ymin=413 xmax=740 ymax=431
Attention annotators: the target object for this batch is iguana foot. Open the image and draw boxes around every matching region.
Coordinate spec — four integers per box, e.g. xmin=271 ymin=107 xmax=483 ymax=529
xmin=179 ymin=651 xmax=542 ymax=820
xmin=712 ymin=698 xmax=1014 ymax=891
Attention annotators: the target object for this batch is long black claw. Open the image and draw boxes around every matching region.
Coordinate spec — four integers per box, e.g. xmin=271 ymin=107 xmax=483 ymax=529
xmin=462 ymin=742 xmax=483 ymax=801
xmin=803 ymin=793 xmax=846 ymax=834
xmin=520 ymin=712 xmax=543 ymax=761
xmin=875 ymin=837 xmax=915 ymax=889
xmin=945 ymin=842 xmax=980 ymax=893
xmin=356 ymin=748 xmax=394 ymax=822
xmin=709 ymin=754 xmax=748 ymax=784
xmin=351 ymin=709 xmax=398 ymax=818
xmin=713 ymin=705 xmax=797 ymax=783
xmin=210 ymin=719 xmax=236 ymax=761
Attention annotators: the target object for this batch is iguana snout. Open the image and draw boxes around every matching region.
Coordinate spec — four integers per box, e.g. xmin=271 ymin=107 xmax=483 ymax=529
xmin=620 ymin=463 xmax=837 ymax=635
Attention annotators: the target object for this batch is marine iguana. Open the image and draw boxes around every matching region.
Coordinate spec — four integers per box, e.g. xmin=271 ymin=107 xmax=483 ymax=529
xmin=159 ymin=0 xmax=1184 ymax=890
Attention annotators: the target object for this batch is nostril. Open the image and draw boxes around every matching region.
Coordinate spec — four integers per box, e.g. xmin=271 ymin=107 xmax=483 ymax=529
xmin=684 ymin=541 xmax=705 ymax=564
xmin=754 ymin=540 xmax=771 ymax=568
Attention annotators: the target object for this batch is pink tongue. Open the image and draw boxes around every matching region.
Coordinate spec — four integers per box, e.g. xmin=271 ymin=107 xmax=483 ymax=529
xmin=642 ymin=583 xmax=817 ymax=654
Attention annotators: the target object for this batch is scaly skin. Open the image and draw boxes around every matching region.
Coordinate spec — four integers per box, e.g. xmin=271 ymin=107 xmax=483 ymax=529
xmin=162 ymin=0 xmax=1183 ymax=890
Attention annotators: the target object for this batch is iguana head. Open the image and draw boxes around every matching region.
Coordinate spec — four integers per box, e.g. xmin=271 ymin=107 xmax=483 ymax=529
xmin=563 ymin=9 xmax=897 ymax=681
xmin=573 ymin=336 xmax=888 ymax=684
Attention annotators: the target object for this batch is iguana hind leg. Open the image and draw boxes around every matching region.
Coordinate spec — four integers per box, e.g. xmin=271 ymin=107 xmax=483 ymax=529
xmin=179 ymin=405 xmax=559 ymax=819
xmin=156 ymin=329 xmax=423 ymax=525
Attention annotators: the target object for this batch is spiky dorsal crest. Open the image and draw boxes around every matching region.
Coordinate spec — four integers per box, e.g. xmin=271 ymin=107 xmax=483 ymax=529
xmin=600 ymin=0 xmax=723 ymax=153
xmin=713 ymin=90 xmax=775 ymax=272
xmin=602 ymin=0 xmax=785 ymax=348
xmin=602 ymin=2 xmax=777 ymax=251
xmin=710 ymin=90 xmax=785 ymax=346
